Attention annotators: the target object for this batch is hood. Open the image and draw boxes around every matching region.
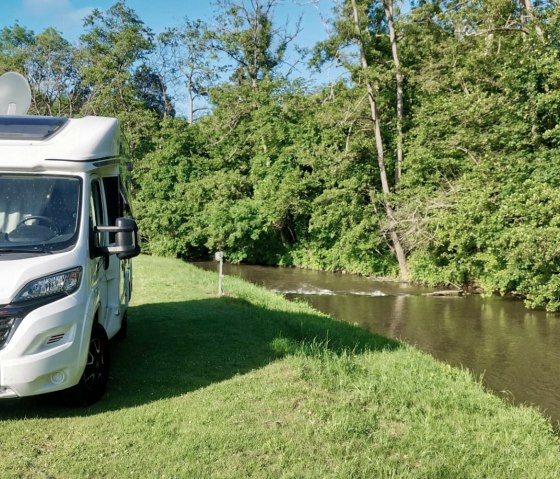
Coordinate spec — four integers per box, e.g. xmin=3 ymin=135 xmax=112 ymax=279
xmin=0 ymin=251 xmax=80 ymax=304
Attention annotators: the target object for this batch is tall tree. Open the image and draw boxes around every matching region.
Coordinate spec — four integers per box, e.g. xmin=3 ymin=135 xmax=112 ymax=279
xmin=0 ymin=24 xmax=83 ymax=116
xmin=382 ymin=0 xmax=404 ymax=184
xmin=208 ymin=0 xmax=300 ymax=89
xmin=397 ymin=0 xmax=560 ymax=310
xmin=159 ymin=20 xmax=218 ymax=124
xmin=519 ymin=0 xmax=544 ymax=39
xmin=132 ymin=63 xmax=175 ymax=118
xmin=350 ymin=0 xmax=408 ymax=279
xmin=27 ymin=28 xmax=83 ymax=116
xmin=79 ymin=1 xmax=154 ymax=115
xmin=79 ymin=1 xmax=159 ymax=156
xmin=0 ymin=23 xmax=34 ymax=73
xmin=314 ymin=0 xmax=409 ymax=278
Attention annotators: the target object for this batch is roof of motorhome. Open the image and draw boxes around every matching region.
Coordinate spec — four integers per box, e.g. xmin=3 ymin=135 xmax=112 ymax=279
xmin=0 ymin=115 xmax=120 ymax=169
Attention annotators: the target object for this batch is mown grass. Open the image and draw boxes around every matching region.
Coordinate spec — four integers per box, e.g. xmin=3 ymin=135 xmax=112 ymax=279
xmin=1 ymin=255 xmax=560 ymax=478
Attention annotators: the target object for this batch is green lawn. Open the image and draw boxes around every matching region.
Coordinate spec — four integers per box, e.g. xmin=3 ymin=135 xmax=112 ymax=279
xmin=1 ymin=255 xmax=560 ymax=478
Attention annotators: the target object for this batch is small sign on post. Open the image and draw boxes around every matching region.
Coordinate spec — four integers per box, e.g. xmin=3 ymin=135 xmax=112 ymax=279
xmin=214 ymin=251 xmax=224 ymax=296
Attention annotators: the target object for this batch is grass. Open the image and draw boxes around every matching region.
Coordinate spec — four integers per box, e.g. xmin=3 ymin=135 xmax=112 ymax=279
xmin=1 ymin=254 xmax=560 ymax=478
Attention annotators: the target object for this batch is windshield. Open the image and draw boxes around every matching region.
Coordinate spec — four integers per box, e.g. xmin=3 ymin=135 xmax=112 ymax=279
xmin=0 ymin=175 xmax=81 ymax=254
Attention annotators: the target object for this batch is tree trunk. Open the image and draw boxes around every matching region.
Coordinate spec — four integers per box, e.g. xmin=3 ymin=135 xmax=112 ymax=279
xmin=350 ymin=0 xmax=409 ymax=280
xmin=520 ymin=0 xmax=544 ymax=40
xmin=383 ymin=0 xmax=404 ymax=186
xmin=187 ymin=76 xmax=194 ymax=125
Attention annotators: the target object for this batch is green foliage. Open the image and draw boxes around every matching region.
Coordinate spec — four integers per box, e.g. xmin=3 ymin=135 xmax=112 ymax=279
xmin=0 ymin=22 xmax=34 ymax=72
xmin=28 ymin=28 xmax=83 ymax=116
xmin=400 ymin=3 xmax=560 ymax=309
xmin=158 ymin=18 xmax=219 ymax=123
xmin=4 ymin=0 xmax=560 ymax=309
xmin=208 ymin=0 xmax=294 ymax=87
xmin=409 ymin=153 xmax=560 ymax=310
xmin=133 ymin=118 xmax=206 ymax=256
xmin=0 ymin=24 xmax=82 ymax=116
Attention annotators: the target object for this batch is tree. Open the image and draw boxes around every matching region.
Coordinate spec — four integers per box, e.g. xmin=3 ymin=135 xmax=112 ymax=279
xmin=519 ymin=0 xmax=544 ymax=39
xmin=313 ymin=0 xmax=409 ymax=279
xmin=158 ymin=20 xmax=218 ymax=124
xmin=132 ymin=63 xmax=175 ymax=118
xmin=27 ymin=28 xmax=83 ymax=116
xmin=351 ymin=0 xmax=409 ymax=279
xmin=382 ymin=0 xmax=404 ymax=184
xmin=80 ymin=1 xmax=154 ymax=114
xmin=0 ymin=24 xmax=84 ymax=117
xmin=397 ymin=0 xmax=560 ymax=309
xmin=208 ymin=0 xmax=300 ymax=89
xmin=133 ymin=117 xmax=208 ymax=256
xmin=79 ymin=1 xmax=160 ymax=156
xmin=0 ymin=23 xmax=34 ymax=73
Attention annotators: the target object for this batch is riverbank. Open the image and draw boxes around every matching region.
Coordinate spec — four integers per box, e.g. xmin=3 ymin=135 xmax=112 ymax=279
xmin=0 ymin=255 xmax=559 ymax=478
xmin=195 ymin=259 xmax=560 ymax=424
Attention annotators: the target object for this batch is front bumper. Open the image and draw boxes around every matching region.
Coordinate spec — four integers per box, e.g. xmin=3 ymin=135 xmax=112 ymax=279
xmin=0 ymin=294 xmax=88 ymax=397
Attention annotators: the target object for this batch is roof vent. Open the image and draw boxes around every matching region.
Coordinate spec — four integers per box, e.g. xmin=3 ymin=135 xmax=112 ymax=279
xmin=0 ymin=72 xmax=32 ymax=116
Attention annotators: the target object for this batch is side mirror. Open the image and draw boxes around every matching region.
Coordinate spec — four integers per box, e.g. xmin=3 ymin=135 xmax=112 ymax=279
xmin=95 ymin=217 xmax=140 ymax=259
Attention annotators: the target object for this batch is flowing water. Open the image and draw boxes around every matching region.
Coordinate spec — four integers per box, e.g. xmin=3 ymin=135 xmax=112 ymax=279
xmin=195 ymin=261 xmax=560 ymax=426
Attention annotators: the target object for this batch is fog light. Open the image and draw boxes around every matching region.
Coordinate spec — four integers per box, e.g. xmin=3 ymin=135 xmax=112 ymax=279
xmin=51 ymin=371 xmax=65 ymax=385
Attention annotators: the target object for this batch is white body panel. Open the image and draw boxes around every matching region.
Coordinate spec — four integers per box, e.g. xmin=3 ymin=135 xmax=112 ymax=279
xmin=0 ymin=115 xmax=133 ymax=398
xmin=0 ymin=116 xmax=119 ymax=169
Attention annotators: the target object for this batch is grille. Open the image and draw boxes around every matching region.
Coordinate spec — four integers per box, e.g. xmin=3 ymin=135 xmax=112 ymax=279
xmin=0 ymin=301 xmax=44 ymax=350
xmin=0 ymin=315 xmax=18 ymax=349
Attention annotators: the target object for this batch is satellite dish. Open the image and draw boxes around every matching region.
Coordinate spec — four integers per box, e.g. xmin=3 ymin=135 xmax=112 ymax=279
xmin=0 ymin=72 xmax=32 ymax=116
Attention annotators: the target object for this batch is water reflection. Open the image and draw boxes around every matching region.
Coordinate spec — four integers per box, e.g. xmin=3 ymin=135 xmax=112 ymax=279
xmin=195 ymin=261 xmax=560 ymax=426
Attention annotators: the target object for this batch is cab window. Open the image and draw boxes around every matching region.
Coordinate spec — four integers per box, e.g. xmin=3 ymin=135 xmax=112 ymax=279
xmin=90 ymin=180 xmax=106 ymax=247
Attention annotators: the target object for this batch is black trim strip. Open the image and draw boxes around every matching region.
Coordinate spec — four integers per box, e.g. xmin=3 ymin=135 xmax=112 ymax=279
xmin=44 ymin=156 xmax=119 ymax=165
xmin=93 ymin=158 xmax=120 ymax=167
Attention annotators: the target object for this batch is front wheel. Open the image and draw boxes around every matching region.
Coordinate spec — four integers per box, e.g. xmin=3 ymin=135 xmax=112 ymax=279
xmin=65 ymin=323 xmax=110 ymax=406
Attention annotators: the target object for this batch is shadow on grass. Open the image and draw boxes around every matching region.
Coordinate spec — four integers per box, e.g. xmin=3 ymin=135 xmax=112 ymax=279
xmin=0 ymin=296 xmax=400 ymax=418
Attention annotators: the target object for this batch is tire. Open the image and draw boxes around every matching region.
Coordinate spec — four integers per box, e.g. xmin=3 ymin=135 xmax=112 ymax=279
xmin=65 ymin=323 xmax=110 ymax=406
xmin=113 ymin=312 xmax=128 ymax=341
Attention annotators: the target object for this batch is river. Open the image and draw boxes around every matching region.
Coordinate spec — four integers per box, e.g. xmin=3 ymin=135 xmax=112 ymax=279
xmin=195 ymin=261 xmax=560 ymax=426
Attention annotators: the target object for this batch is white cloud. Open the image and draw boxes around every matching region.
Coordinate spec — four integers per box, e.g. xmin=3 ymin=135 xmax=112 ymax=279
xmin=65 ymin=6 xmax=94 ymax=24
xmin=23 ymin=0 xmax=72 ymax=15
xmin=21 ymin=0 xmax=93 ymax=38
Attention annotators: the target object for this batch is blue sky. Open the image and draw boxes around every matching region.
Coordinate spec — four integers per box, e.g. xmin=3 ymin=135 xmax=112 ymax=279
xmin=0 ymin=0 xmax=331 ymax=49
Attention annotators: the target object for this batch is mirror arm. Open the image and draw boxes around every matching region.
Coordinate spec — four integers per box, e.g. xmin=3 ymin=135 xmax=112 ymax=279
xmin=95 ymin=225 xmax=135 ymax=234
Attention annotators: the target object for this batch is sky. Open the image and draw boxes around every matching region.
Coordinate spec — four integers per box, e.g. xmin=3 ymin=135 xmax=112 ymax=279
xmin=0 ymin=1 xmax=333 ymax=63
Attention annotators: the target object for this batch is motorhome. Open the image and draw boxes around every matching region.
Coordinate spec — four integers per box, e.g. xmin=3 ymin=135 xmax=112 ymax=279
xmin=0 ymin=72 xmax=140 ymax=405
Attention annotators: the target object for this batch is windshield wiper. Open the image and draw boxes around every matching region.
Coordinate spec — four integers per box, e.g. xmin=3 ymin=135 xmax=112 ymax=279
xmin=0 ymin=246 xmax=50 ymax=254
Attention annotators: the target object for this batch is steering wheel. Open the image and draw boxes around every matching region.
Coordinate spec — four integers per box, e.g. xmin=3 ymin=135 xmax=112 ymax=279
xmin=17 ymin=215 xmax=60 ymax=235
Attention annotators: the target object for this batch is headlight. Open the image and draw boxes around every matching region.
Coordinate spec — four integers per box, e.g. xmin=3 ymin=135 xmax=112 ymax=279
xmin=14 ymin=267 xmax=82 ymax=303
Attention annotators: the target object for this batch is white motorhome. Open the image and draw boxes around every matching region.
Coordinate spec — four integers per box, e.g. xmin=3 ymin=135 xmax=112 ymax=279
xmin=0 ymin=72 xmax=140 ymax=405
